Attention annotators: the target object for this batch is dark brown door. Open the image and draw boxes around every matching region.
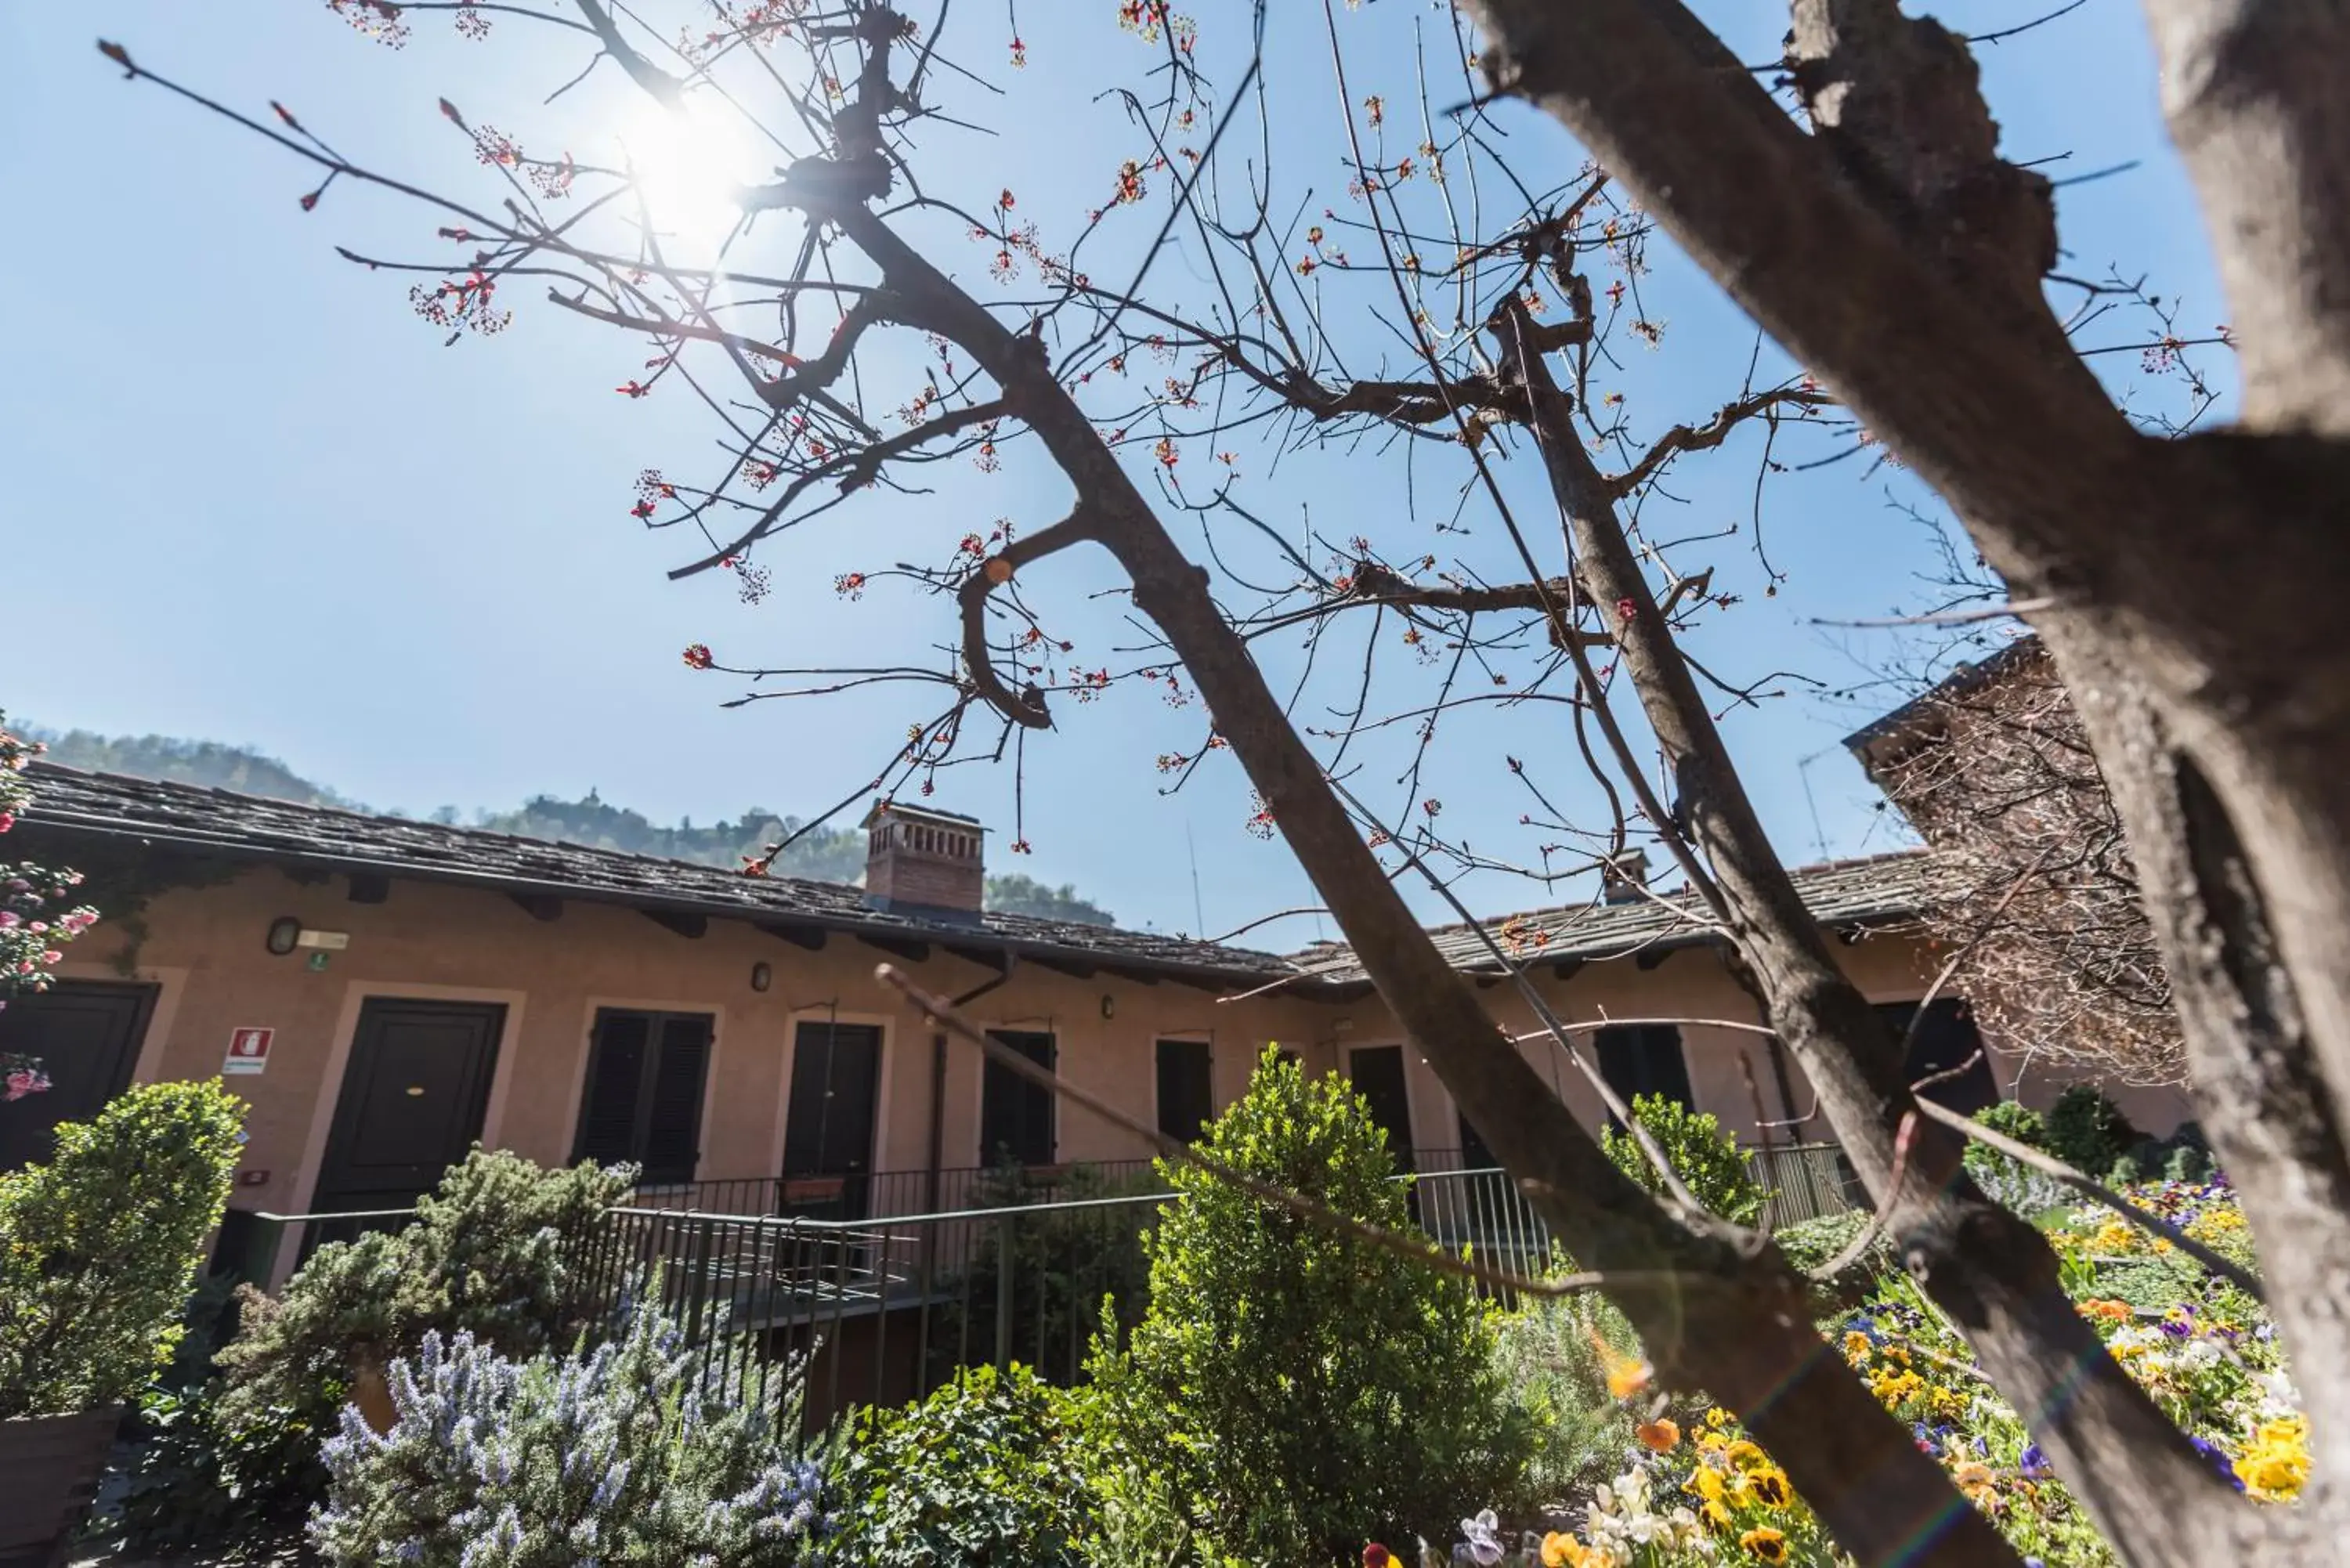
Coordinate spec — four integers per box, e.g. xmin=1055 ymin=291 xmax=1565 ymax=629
xmin=781 ymin=1021 xmax=882 ymax=1219
xmin=0 ymin=980 xmax=156 ymax=1172
xmin=1155 ymin=1039 xmax=1214 ymax=1145
xmin=1347 ymin=1045 xmax=1416 ymax=1172
xmin=312 ymin=999 xmax=505 ymax=1215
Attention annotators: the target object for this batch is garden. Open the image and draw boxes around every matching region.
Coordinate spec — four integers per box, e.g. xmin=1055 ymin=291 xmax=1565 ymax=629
xmin=2 ymin=1017 xmax=2297 ymax=1568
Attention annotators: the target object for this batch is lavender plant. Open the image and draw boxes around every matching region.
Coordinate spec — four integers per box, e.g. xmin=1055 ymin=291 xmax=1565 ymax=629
xmin=310 ymin=1295 xmax=828 ymax=1568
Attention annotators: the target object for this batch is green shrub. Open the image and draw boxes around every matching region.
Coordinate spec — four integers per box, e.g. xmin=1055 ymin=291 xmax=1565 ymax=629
xmin=309 ymin=1297 xmax=826 ymax=1568
xmin=1972 ymin=1099 xmax=2050 ymax=1151
xmin=2164 ymin=1125 xmax=2216 ymax=1184
xmin=2113 ymin=1123 xmax=2216 ymax=1187
xmin=1088 ymin=1049 xmax=1531 ymax=1565
xmin=1961 ymin=1101 xmax=2073 ymax=1219
xmin=214 ymin=1147 xmax=634 ymax=1430
xmin=1772 ymin=1210 xmax=1898 ymax=1312
xmin=827 ymin=1363 xmax=1094 ymax=1567
xmin=1600 ymin=1094 xmax=1767 ymax=1225
xmin=107 ymin=1378 xmax=325 ymax=1551
xmin=0 ymin=1079 xmax=244 ymax=1417
xmin=2044 ymin=1086 xmax=2140 ymax=1179
xmin=929 ymin=1163 xmax=1161 ymax=1387
xmin=1487 ymin=1291 xmax=1640 ymax=1505
xmin=118 ymin=1148 xmax=634 ymax=1548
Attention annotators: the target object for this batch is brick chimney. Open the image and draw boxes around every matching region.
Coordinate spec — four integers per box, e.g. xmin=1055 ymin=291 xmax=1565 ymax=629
xmin=1600 ymin=849 xmax=1650 ymax=905
xmin=862 ymin=801 xmax=986 ymax=920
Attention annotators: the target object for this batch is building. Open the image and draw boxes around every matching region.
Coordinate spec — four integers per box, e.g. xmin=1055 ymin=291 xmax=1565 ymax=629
xmin=1846 ymin=636 xmax=2196 ymax=1106
xmin=1 ymin=760 xmax=2180 ymax=1281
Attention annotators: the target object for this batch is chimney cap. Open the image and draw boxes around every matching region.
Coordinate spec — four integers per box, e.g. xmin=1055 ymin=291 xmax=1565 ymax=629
xmin=860 ymin=800 xmax=985 ymax=833
xmin=1600 ymin=849 xmax=1651 ymax=905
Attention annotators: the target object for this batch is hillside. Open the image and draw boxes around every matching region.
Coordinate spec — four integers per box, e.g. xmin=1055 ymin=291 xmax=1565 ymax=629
xmin=28 ymin=728 xmax=1115 ymax=926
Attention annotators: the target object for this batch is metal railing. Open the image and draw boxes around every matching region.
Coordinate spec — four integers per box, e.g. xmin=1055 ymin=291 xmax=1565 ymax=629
xmin=634 ymin=1161 xmax=1161 ymax=1224
xmin=568 ymin=1188 xmax=1168 ymax=1426
xmin=1744 ymin=1142 xmax=1865 ymax=1228
xmin=226 ymin=1144 xmax=1857 ymax=1430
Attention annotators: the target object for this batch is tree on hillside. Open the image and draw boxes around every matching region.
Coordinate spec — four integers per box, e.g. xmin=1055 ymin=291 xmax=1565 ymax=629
xmin=31 ymin=729 xmax=356 ymax=809
xmin=982 ymin=873 xmax=1113 ymax=929
xmin=104 ymin=2 xmax=2348 ymax=1560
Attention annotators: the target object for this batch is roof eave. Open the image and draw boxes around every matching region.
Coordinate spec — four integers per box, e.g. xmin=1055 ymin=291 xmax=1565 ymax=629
xmin=17 ymin=809 xmax=1329 ymax=995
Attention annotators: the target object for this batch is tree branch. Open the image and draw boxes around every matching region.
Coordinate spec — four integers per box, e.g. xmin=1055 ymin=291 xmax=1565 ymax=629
xmin=1608 ymin=387 xmax=1836 ymax=499
xmin=960 ymin=506 xmax=1101 ymax=729
xmin=1493 ymin=297 xmax=2248 ymax=1562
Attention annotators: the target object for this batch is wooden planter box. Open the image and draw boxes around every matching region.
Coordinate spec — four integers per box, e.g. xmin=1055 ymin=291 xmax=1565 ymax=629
xmin=0 ymin=1407 xmax=123 ymax=1568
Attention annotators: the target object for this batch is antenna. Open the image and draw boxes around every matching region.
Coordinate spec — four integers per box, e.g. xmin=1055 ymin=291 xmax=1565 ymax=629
xmin=1795 ymin=746 xmax=1836 ymax=864
xmin=1186 ymin=818 xmax=1207 ymax=938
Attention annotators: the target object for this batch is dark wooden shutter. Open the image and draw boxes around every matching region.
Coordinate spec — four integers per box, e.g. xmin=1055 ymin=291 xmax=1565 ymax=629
xmin=982 ymin=1030 xmax=1056 ymax=1167
xmin=1155 ymin=1039 xmax=1214 ymax=1144
xmin=642 ymin=1013 xmax=713 ymax=1184
xmin=783 ymin=1023 xmax=884 ymax=1179
xmin=573 ymin=1010 xmax=713 ymax=1182
xmin=575 ymin=1010 xmax=650 ymax=1165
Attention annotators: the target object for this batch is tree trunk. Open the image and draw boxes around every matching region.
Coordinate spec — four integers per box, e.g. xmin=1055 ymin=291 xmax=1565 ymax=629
xmin=821 ymin=192 xmax=2027 ymax=1568
xmin=1496 ymin=305 xmax=2245 ymax=1564
xmin=1457 ymin=0 xmax=2350 ymax=1548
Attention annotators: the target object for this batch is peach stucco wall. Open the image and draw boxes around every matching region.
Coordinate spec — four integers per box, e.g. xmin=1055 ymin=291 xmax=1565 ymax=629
xmin=63 ymin=862 xmax=2191 ymax=1250
xmin=63 ymin=864 xmax=1340 ymax=1225
xmin=1325 ymin=929 xmax=2195 ymax=1152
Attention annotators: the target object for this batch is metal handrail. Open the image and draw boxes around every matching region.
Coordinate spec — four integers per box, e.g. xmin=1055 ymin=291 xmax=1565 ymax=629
xmin=230 ymin=1150 xmax=1852 ymax=1427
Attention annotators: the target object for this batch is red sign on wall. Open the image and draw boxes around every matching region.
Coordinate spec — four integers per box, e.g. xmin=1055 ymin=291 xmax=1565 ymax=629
xmin=223 ymin=1027 xmax=274 ymax=1076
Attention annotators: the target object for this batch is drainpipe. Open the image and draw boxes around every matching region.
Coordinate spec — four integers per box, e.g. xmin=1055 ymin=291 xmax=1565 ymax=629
xmin=930 ymin=952 xmax=1017 ymax=1212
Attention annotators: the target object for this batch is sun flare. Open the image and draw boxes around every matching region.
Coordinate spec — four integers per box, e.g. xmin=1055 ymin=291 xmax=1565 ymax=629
xmin=615 ymin=95 xmax=765 ymax=253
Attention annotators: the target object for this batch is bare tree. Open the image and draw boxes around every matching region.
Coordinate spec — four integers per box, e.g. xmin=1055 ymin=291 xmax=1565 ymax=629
xmin=1857 ymin=637 xmax=2187 ymax=1089
xmin=96 ymin=2 xmax=2338 ymax=1562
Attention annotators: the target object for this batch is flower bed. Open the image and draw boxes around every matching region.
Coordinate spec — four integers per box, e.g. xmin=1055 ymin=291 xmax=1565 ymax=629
xmin=1412 ymin=1180 xmax=2295 ymax=1567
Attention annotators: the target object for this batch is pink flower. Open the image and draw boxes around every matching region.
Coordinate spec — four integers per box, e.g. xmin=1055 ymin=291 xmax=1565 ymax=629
xmin=0 ymin=912 xmax=17 ymax=930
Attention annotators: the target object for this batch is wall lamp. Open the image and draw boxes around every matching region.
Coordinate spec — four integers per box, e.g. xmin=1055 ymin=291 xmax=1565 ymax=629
xmin=750 ymin=961 xmax=774 ymax=993
xmin=266 ymin=916 xmax=302 ymax=956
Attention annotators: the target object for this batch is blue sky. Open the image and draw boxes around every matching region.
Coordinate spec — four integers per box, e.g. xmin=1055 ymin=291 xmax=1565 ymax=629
xmin=2 ymin=2 xmax=2229 ymax=943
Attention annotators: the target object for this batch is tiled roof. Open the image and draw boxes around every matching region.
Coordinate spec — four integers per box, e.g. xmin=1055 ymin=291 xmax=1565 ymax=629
xmin=18 ymin=765 xmax=1936 ymax=992
xmin=17 ymin=764 xmax=1302 ymax=985
xmin=1842 ymin=635 xmax=2044 ymax=764
xmin=1285 ymin=852 xmax=1934 ymax=984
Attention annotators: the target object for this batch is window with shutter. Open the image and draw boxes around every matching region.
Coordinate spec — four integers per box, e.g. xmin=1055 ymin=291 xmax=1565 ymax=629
xmin=1155 ymin=1039 xmax=1214 ymax=1143
xmin=1874 ymin=998 xmax=1996 ymax=1115
xmin=1596 ymin=1024 xmax=1692 ymax=1128
xmin=981 ymin=1030 xmax=1055 ymax=1167
xmin=642 ymin=1014 xmax=713 ymax=1184
xmin=572 ymin=1009 xmax=714 ymax=1183
xmin=574 ymin=1011 xmax=649 ymax=1166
